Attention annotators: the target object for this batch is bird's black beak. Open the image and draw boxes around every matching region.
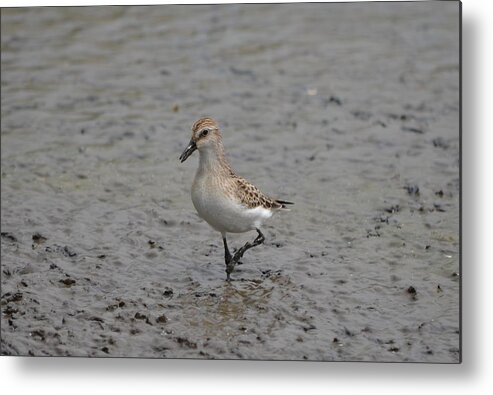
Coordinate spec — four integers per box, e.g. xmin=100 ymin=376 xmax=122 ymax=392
xmin=179 ymin=140 xmax=197 ymax=163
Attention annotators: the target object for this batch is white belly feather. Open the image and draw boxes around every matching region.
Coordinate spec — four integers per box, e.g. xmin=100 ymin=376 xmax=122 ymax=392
xmin=191 ymin=185 xmax=272 ymax=234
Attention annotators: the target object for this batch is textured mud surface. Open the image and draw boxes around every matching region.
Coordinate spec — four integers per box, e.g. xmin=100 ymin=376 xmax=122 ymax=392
xmin=1 ymin=3 xmax=460 ymax=361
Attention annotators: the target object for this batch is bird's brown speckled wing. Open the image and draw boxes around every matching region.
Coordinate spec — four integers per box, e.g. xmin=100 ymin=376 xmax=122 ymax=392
xmin=230 ymin=175 xmax=283 ymax=210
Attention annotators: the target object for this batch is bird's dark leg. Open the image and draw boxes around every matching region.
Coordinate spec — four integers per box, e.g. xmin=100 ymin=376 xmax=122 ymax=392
xmin=232 ymin=228 xmax=265 ymax=263
xmin=223 ymin=236 xmax=234 ymax=281
xmin=224 ymin=229 xmax=265 ymax=281
xmin=223 ymin=236 xmax=232 ymax=264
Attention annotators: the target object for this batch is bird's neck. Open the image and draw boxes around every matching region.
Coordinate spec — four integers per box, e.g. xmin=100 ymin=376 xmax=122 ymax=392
xmin=196 ymin=141 xmax=232 ymax=177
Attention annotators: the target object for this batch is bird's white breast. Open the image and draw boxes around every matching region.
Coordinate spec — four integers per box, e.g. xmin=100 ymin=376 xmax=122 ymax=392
xmin=191 ymin=176 xmax=272 ymax=234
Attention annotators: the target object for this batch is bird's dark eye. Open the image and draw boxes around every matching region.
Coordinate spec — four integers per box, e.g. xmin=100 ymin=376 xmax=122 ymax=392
xmin=201 ymin=129 xmax=209 ymax=137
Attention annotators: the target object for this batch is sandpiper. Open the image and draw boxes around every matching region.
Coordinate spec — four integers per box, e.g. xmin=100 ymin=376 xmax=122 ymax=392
xmin=179 ymin=117 xmax=293 ymax=281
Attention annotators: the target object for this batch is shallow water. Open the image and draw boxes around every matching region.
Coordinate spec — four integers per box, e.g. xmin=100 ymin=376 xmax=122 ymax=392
xmin=1 ymin=3 xmax=460 ymax=362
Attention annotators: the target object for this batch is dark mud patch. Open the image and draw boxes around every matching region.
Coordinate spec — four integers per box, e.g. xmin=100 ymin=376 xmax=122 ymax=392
xmin=1 ymin=232 xmax=17 ymax=243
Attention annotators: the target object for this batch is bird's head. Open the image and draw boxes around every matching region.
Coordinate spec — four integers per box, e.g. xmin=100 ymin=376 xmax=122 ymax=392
xmin=179 ymin=117 xmax=221 ymax=163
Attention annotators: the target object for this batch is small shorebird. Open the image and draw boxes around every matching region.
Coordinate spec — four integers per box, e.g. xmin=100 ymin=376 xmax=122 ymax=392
xmin=179 ymin=117 xmax=293 ymax=281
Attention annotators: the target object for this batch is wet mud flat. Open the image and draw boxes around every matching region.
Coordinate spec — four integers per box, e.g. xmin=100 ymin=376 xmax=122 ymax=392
xmin=1 ymin=3 xmax=459 ymax=361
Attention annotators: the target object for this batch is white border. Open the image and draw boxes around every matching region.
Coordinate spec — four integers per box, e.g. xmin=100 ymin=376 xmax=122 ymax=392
xmin=3 ymin=0 xmax=354 ymax=6
xmin=2 ymin=0 xmax=492 ymax=393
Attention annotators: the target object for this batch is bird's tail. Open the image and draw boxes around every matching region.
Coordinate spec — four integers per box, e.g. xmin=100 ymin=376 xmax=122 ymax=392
xmin=275 ymin=199 xmax=294 ymax=210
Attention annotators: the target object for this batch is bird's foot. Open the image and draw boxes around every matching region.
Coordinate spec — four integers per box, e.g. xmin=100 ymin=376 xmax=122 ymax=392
xmin=224 ymin=253 xmax=245 ymax=280
xmin=225 ymin=262 xmax=235 ymax=281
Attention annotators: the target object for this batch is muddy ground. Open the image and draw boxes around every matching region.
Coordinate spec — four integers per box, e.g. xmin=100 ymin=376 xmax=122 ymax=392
xmin=1 ymin=2 xmax=460 ymax=362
